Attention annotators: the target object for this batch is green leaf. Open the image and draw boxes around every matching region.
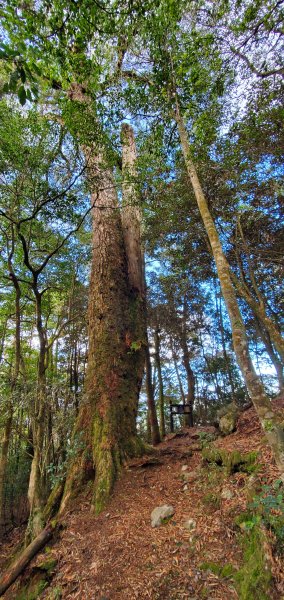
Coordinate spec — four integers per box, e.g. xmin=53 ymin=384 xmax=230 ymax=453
xmin=19 ymin=67 xmax=26 ymax=84
xmin=18 ymin=85 xmax=27 ymax=106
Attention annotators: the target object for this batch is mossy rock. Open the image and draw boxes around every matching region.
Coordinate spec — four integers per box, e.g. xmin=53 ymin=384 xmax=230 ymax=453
xmin=202 ymin=447 xmax=258 ymax=475
xmin=217 ymin=403 xmax=240 ymax=436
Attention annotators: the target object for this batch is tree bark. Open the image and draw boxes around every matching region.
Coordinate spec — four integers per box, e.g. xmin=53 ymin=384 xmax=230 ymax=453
xmin=0 ymin=265 xmax=22 ymax=532
xmin=26 ymin=289 xmax=49 ymax=541
xmin=254 ymin=317 xmax=284 ymax=392
xmin=60 ymin=103 xmax=146 ymax=515
xmin=232 ymin=273 xmax=284 ymax=364
xmin=154 ymin=326 xmax=166 ymax=437
xmin=145 ymin=334 xmax=161 ymax=445
xmin=174 ymin=96 xmax=284 ymax=474
xmin=179 ymin=333 xmax=195 ymax=427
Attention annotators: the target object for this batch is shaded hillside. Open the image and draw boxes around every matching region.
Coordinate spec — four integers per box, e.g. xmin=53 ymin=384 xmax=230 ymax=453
xmin=1 ymin=402 xmax=284 ymax=600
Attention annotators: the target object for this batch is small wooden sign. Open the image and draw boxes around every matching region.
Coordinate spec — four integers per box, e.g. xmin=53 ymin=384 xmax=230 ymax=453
xmin=170 ymin=404 xmax=191 ymax=415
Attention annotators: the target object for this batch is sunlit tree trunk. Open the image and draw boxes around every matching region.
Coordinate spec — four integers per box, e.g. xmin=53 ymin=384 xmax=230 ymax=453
xmin=145 ymin=333 xmax=161 ymax=445
xmin=174 ymin=96 xmax=284 ymax=473
xmin=254 ymin=317 xmax=284 ymax=392
xmin=121 ymin=123 xmax=146 ymax=428
xmin=180 ymin=337 xmax=195 ymax=427
xmin=154 ymin=326 xmax=166 ymax=437
xmin=170 ymin=337 xmax=186 ymax=404
xmin=61 ymin=103 xmax=146 ymax=515
xmin=26 ymin=289 xmax=49 ymax=540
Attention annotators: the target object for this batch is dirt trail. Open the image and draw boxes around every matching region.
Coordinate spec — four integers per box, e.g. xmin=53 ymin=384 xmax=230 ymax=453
xmin=2 ymin=408 xmax=283 ymax=599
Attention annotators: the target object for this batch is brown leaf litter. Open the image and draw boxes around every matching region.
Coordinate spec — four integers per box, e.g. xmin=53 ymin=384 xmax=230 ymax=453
xmin=1 ymin=405 xmax=284 ymax=599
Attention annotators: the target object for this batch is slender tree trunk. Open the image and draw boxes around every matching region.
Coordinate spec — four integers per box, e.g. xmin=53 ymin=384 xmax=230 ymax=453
xmin=180 ymin=334 xmax=195 ymax=427
xmin=0 ymin=316 xmax=7 ymax=364
xmin=145 ymin=334 xmax=161 ymax=445
xmin=174 ymin=97 xmax=284 ymax=473
xmin=254 ymin=317 xmax=284 ymax=392
xmin=217 ymin=292 xmax=237 ymax=402
xmin=154 ymin=326 xmax=166 ymax=437
xmin=26 ymin=290 xmax=48 ymax=540
xmin=170 ymin=337 xmax=186 ymax=404
xmin=231 ymin=272 xmax=284 ymax=363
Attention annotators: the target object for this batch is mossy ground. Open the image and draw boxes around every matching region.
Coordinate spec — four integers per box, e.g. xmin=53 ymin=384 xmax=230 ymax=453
xmin=234 ymin=527 xmax=272 ymax=600
xmin=15 ymin=558 xmax=57 ymax=600
xmin=202 ymin=446 xmax=259 ymax=475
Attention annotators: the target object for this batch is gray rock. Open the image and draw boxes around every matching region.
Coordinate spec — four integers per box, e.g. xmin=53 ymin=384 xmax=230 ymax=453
xmin=151 ymin=505 xmax=175 ymax=527
xmin=221 ymin=488 xmax=234 ymax=500
xmin=184 ymin=518 xmax=197 ymax=531
xmin=181 ymin=464 xmax=188 ymax=472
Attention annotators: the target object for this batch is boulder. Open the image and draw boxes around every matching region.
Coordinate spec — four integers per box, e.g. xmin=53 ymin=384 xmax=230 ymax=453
xmin=217 ymin=403 xmax=240 ymax=436
xmin=151 ymin=505 xmax=175 ymax=528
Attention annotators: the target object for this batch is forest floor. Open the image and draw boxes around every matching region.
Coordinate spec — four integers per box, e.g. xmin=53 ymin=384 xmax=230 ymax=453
xmin=1 ymin=403 xmax=284 ymax=600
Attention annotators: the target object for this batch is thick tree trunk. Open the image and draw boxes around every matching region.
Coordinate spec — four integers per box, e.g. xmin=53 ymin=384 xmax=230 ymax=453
xmin=0 ymin=274 xmax=21 ymax=532
xmin=174 ymin=98 xmax=284 ymax=474
xmin=61 ymin=114 xmax=146 ymax=515
xmin=88 ymin=150 xmax=145 ymax=513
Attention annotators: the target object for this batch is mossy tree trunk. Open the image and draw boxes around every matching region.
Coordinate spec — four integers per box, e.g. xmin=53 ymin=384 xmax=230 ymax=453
xmin=88 ymin=147 xmax=145 ymax=514
xmin=61 ymin=114 xmax=146 ymax=516
xmin=0 ymin=238 xmax=22 ymax=533
xmin=174 ymin=96 xmax=284 ymax=474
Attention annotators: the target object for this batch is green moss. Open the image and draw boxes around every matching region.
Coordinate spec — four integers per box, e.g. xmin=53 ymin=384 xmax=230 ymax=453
xmin=15 ymin=576 xmax=48 ymax=600
xmin=46 ymin=587 xmax=62 ymax=600
xmin=202 ymin=447 xmax=259 ymax=475
xmin=38 ymin=558 xmax=57 ymax=574
xmin=234 ymin=528 xmax=272 ymax=600
xmin=200 ymin=561 xmax=235 ymax=578
xmin=202 ymin=492 xmax=221 ymax=508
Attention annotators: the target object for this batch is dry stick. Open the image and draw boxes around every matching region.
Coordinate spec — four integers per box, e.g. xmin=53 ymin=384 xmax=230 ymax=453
xmin=0 ymin=525 xmax=54 ymax=596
